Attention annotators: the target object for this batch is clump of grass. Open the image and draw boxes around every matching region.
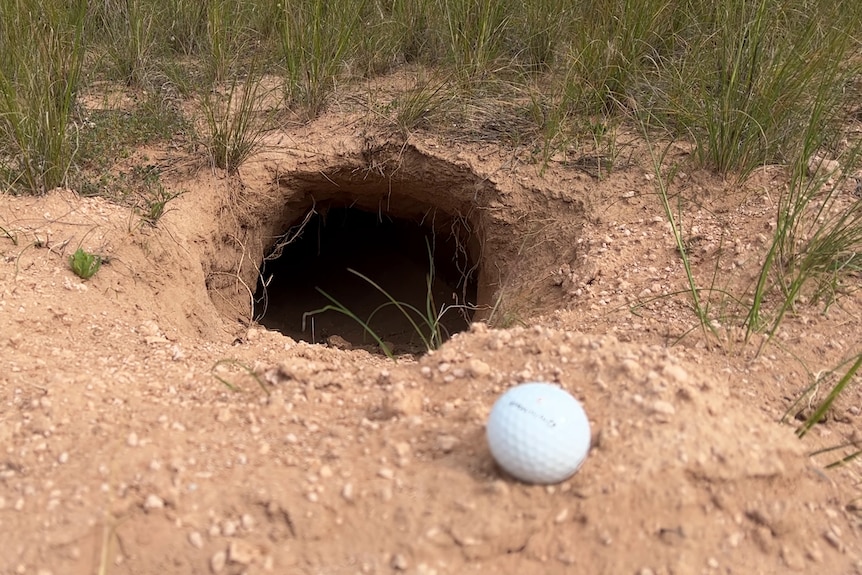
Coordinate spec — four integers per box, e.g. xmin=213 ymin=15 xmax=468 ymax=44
xmin=561 ymin=0 xmax=674 ymax=115
xmin=441 ymin=0 xmax=511 ymax=86
xmin=204 ymin=0 xmax=266 ymax=83
xmin=199 ymin=62 xmax=273 ymax=174
xmin=91 ymin=0 xmax=158 ymax=87
xmin=369 ymin=0 xmax=434 ymax=69
xmin=0 ymin=0 xmax=87 ymax=194
xmin=158 ymin=0 xmax=208 ymax=56
xmin=277 ymin=0 xmax=365 ymax=118
xmin=69 ymin=247 xmax=102 ymax=280
xmin=655 ymin=0 xmax=857 ymax=179
xmin=514 ymin=0 xmax=571 ymax=73
xmin=392 ymin=73 xmax=453 ymax=134
xmin=743 ymin=82 xmax=862 ymax=347
xmin=626 ymin=0 xmax=861 ymax=351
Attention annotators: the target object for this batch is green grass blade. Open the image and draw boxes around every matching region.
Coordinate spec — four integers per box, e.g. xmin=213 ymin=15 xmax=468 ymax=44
xmin=303 ymin=289 xmax=395 ymax=359
xmin=796 ymin=353 xmax=862 ymax=438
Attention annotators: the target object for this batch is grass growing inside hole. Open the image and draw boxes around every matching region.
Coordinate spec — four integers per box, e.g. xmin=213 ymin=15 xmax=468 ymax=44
xmin=302 ymin=268 xmax=463 ymax=359
xmin=302 ymin=242 xmax=475 ymax=358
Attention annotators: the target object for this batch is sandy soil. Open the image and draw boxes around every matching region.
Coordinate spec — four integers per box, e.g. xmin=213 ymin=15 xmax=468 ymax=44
xmin=2 ymin=87 xmax=862 ymax=575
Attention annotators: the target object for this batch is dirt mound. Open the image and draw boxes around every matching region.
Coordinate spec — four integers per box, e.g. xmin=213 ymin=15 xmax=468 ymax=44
xmin=1 ymin=120 xmax=861 ymax=575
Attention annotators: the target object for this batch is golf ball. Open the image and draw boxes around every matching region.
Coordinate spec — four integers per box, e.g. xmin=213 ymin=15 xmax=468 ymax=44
xmin=486 ymin=382 xmax=591 ymax=484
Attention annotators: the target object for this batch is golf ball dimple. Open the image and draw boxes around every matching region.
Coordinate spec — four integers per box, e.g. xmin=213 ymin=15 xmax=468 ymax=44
xmin=486 ymin=382 xmax=591 ymax=484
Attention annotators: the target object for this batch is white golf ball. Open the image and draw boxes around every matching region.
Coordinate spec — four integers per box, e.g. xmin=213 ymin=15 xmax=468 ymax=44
xmin=486 ymin=382 xmax=591 ymax=484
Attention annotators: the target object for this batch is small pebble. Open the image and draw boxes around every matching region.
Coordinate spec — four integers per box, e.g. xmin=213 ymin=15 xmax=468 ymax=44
xmin=126 ymin=432 xmax=139 ymax=447
xmin=210 ymin=550 xmax=227 ymax=573
xmin=488 ymin=480 xmax=509 ymax=496
xmin=143 ymin=494 xmax=164 ymax=511
xmin=468 ymin=359 xmax=490 ymax=377
xmin=341 ymin=483 xmax=354 ymax=502
xmin=663 ymin=364 xmax=689 ymax=384
xmin=221 ymin=520 xmax=237 ymax=537
xmin=228 ymin=540 xmax=257 ymax=565
xmin=805 ymin=542 xmax=824 ymax=562
xmin=823 ymin=529 xmax=844 ymax=551
xmin=437 ymin=435 xmax=458 ymax=453
xmin=188 ymin=531 xmax=204 ymax=549
xmin=393 ymin=442 xmax=411 ymax=458
xmin=241 ymin=513 xmax=255 ymax=531
xmin=651 ymin=400 xmax=676 ymax=416
xmin=391 ymin=553 xmax=409 ymax=571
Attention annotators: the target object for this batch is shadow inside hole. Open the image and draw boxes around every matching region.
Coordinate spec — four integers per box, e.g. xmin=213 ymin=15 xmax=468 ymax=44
xmin=255 ymin=207 xmax=477 ymax=352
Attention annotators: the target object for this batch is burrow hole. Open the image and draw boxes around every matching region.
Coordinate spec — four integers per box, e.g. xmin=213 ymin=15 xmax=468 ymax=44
xmin=254 ymin=204 xmax=481 ymax=354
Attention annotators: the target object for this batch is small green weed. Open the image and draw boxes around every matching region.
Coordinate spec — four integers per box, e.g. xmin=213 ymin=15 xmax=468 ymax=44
xmin=137 ymin=181 xmax=184 ymax=226
xmin=140 ymin=185 xmax=184 ymax=227
xmin=69 ymin=247 xmax=102 ymax=280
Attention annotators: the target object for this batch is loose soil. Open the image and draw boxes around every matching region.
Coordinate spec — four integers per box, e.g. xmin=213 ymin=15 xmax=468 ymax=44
xmin=2 ymin=79 xmax=862 ymax=575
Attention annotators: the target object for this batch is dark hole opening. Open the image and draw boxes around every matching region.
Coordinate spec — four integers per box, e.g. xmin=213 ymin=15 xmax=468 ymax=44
xmin=254 ymin=206 xmax=478 ymax=353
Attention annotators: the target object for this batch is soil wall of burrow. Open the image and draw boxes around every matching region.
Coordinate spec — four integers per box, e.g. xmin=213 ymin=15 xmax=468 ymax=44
xmin=203 ymin=142 xmax=588 ymax=352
